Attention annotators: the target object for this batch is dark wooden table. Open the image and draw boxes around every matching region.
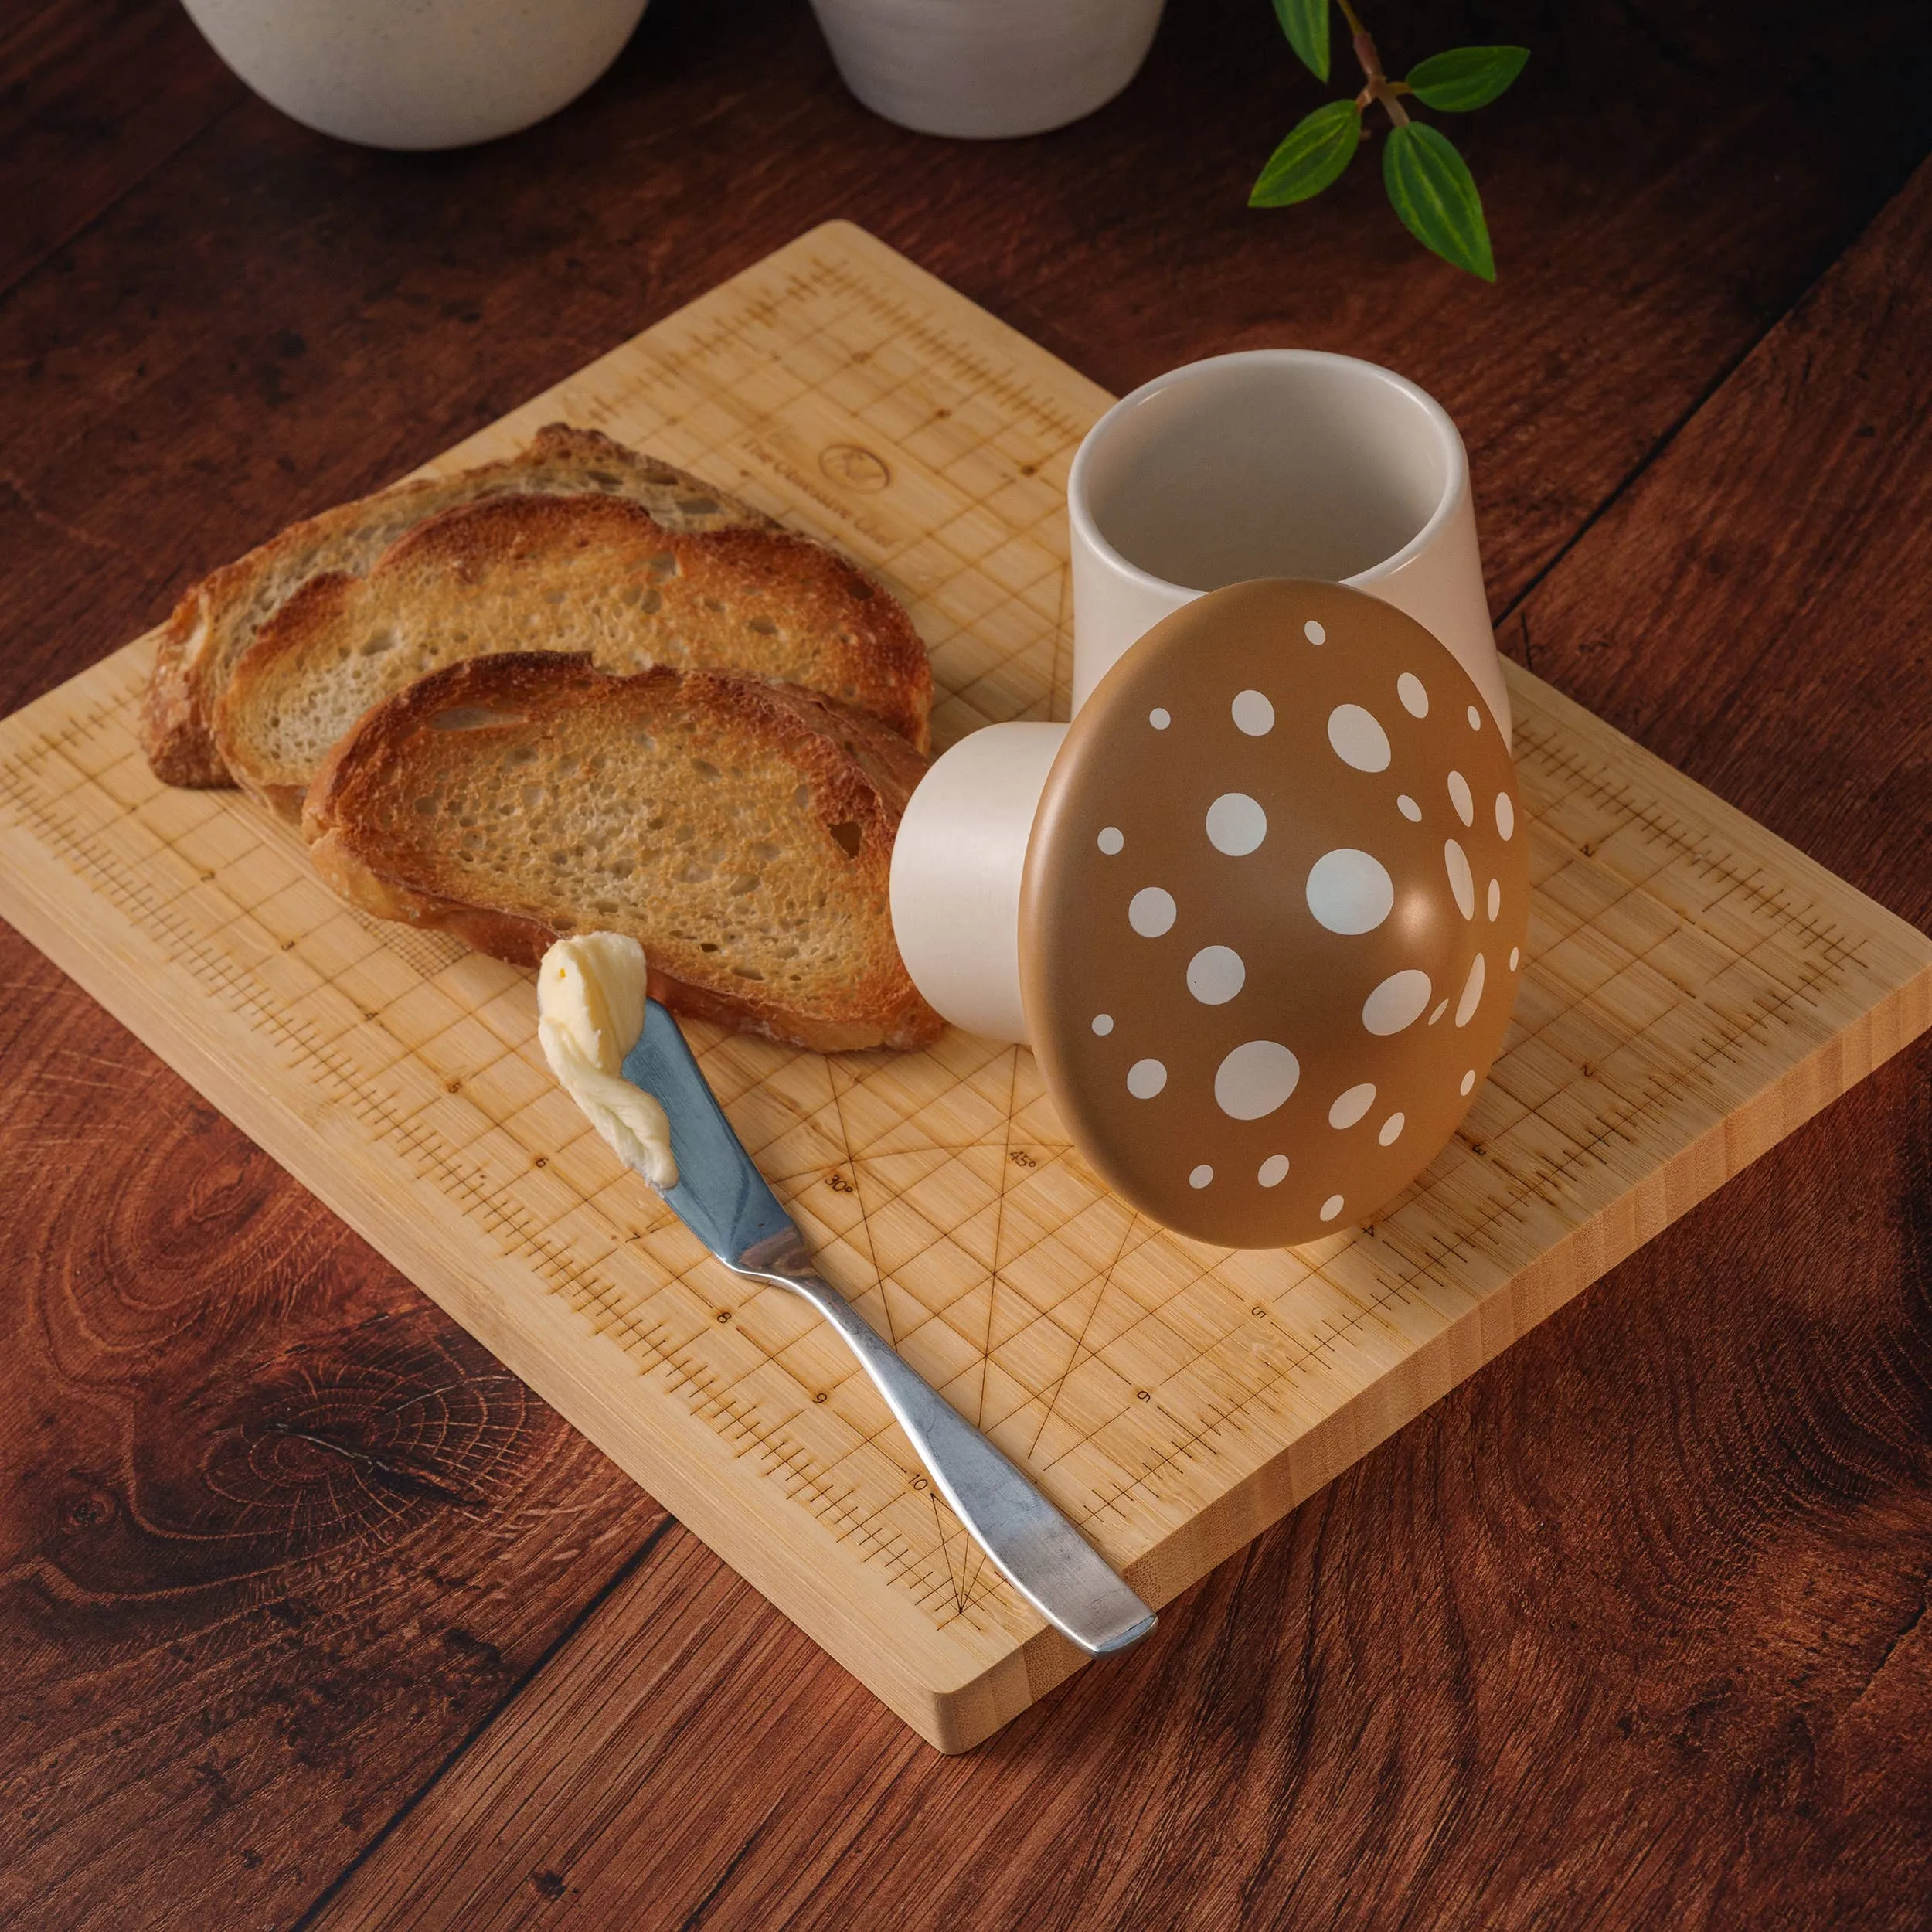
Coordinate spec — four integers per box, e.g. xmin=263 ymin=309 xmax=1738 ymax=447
xmin=5 ymin=1 xmax=1930 ymax=1925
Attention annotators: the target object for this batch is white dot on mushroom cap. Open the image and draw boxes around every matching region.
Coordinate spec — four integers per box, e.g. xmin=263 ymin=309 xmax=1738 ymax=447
xmin=1328 ymin=1083 xmax=1376 ymax=1129
xmin=1128 ymin=1058 xmax=1168 ymax=1099
xmin=1320 ymin=1194 xmax=1345 ymax=1223
xmin=1150 ymin=707 xmax=1171 ymax=730
xmin=1496 ymin=792 xmax=1515 ymax=840
xmin=1328 ymin=704 xmax=1392 ymax=774
xmin=1092 ymin=1013 xmax=1114 ymax=1036
xmin=1362 ymin=968 xmax=1432 ymax=1036
xmin=1487 ymin=877 xmax=1501 ymax=921
xmin=1097 ymin=825 xmax=1124 ymax=855
xmin=1447 ymin=770 xmax=1474 ymax=826
xmin=1306 ymin=849 xmax=1395 ymax=935
xmin=1257 ymin=1154 xmax=1290 ymax=1188
xmin=1397 ymin=672 xmax=1429 ymax=719
xmin=1468 ymin=705 xmax=1482 ymax=730
xmin=1398 ymin=794 xmax=1422 ymax=822
xmin=1429 ymin=999 xmax=1448 ymax=1024
xmin=1509 ymin=946 xmax=1521 ymax=971
xmin=1214 ymin=1039 xmax=1300 ymax=1120
xmin=1460 ymin=1069 xmax=1476 ymax=1096
xmin=1129 ymin=886 xmax=1176 ymax=937
xmin=1378 ymin=1112 xmax=1405 ymax=1146
xmin=1305 ymin=620 xmax=1326 ymax=645
xmin=1206 ymin=792 xmax=1267 ymax=856
xmin=1187 ymin=945 xmax=1246 ymax=1005
xmin=1232 ymin=689 xmax=1275 ymax=736
xmin=1444 ymin=839 xmax=1475 ymax=920
xmin=1189 ymin=1164 xmax=1213 ymax=1189
xmin=1455 ymin=952 xmax=1487 ymax=1026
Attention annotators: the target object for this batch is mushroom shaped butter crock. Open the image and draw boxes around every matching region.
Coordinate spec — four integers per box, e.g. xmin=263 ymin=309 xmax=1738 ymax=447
xmin=890 ymin=579 xmax=1529 ymax=1249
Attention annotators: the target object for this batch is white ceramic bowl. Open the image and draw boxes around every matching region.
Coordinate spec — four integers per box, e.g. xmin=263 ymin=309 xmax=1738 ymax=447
xmin=182 ymin=0 xmax=649 ymax=151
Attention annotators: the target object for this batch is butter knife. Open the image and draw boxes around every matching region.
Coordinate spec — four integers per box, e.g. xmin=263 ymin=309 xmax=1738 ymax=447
xmin=623 ymin=999 xmax=1156 ymax=1656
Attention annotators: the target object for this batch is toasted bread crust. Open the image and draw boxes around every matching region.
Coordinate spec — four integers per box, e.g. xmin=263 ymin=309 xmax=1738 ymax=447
xmin=303 ymin=655 xmax=940 ymax=1053
xmin=141 ymin=424 xmax=789 ymax=785
xmin=141 ymin=603 xmax=228 ymax=787
xmin=213 ymin=488 xmax=932 ymax=821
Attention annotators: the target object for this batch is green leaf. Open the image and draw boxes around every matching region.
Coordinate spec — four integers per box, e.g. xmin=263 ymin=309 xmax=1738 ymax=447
xmin=1404 ymin=46 xmax=1529 ymax=112
xmin=1270 ymin=0 xmax=1331 ymax=83
xmin=1382 ymin=122 xmax=1495 ymax=280
xmin=1250 ymin=100 xmax=1362 ymax=207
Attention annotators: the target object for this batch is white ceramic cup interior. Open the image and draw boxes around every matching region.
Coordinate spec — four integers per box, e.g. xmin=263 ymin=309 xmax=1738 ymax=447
xmin=1066 ymin=350 xmax=1509 ymax=735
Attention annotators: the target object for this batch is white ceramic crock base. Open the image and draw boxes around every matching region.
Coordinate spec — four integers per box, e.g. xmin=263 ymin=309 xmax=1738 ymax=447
xmin=809 ymin=0 xmax=1165 ymax=140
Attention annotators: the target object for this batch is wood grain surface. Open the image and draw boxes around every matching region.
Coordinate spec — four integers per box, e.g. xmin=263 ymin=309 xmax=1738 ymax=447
xmin=3 ymin=0 xmax=1929 ymax=1924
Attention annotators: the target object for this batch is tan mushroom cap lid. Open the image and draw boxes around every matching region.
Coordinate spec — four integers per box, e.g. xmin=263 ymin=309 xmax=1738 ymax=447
xmin=1019 ymin=579 xmax=1529 ymax=1248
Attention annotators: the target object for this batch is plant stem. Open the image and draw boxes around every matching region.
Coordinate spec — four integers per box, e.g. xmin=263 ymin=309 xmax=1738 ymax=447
xmin=1337 ymin=1 xmax=1410 ymax=126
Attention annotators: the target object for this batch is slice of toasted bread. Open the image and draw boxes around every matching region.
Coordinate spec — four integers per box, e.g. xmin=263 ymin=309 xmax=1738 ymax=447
xmin=302 ymin=654 xmax=942 ymax=1053
xmin=214 ymin=491 xmax=931 ymax=820
xmin=141 ymin=423 xmax=783 ymax=787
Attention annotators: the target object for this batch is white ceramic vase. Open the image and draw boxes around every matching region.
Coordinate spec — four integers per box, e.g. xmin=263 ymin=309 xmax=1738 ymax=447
xmin=810 ymin=0 xmax=1165 ymax=139
xmin=180 ymin=0 xmax=650 ymax=151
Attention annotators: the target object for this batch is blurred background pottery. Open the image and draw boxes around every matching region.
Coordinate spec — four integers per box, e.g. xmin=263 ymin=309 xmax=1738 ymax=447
xmin=809 ymin=0 xmax=1165 ymax=139
xmin=179 ymin=0 xmax=650 ymax=150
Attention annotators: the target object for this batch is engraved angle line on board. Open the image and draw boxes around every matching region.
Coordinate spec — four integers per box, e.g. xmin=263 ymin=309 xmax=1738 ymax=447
xmin=1026 ymin=1202 xmax=1148 ymax=1463
xmin=828 ymin=1056 xmax=896 ymax=1347
xmin=619 ymin=1035 xmax=1107 ymax=1484
xmin=979 ymin=1049 xmax=1021 ymax=1433
xmin=962 ymin=1050 xmax=1021 ymax=1607
xmin=774 ymin=1137 xmax=1115 ymax=1480
xmin=931 ymin=1489 xmax=969 ymax=1618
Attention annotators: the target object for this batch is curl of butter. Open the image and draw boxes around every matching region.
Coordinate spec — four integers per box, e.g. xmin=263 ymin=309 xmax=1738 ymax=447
xmin=536 ymin=933 xmax=678 ymax=1190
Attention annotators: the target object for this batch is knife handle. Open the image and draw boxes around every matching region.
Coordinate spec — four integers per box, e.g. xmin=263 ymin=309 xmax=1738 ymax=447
xmin=738 ymin=1236 xmax=1155 ymax=1656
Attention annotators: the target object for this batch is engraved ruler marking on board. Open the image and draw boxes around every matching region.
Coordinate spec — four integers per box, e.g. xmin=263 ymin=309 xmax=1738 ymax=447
xmin=2 ymin=224 xmax=1926 ymax=1737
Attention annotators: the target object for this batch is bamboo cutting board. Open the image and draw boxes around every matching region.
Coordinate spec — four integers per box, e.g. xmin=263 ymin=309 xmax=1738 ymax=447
xmin=2 ymin=223 xmax=1927 ymax=1752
